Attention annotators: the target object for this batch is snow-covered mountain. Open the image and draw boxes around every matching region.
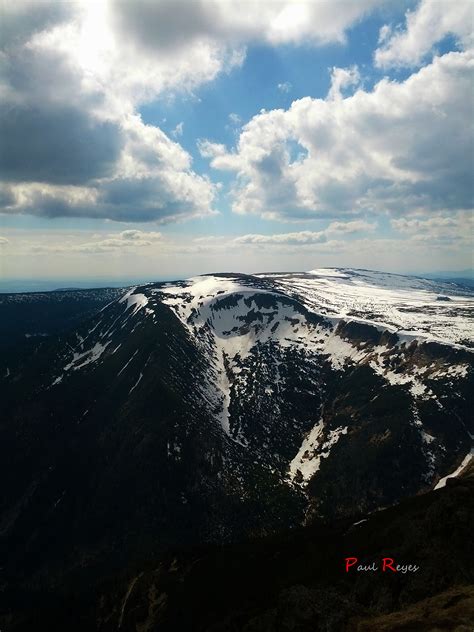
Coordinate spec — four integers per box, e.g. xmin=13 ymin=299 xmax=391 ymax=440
xmin=0 ymin=268 xmax=472 ymax=585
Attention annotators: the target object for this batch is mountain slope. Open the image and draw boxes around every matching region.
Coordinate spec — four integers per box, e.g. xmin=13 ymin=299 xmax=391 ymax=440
xmin=0 ymin=287 xmax=126 ymax=368
xmin=0 ymin=268 xmax=472 ymax=593
xmin=3 ymin=462 xmax=473 ymax=632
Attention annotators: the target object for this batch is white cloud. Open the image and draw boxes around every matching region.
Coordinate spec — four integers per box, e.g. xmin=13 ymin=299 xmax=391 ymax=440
xmin=375 ymin=0 xmax=473 ymax=68
xmin=32 ymin=0 xmax=384 ymax=116
xmin=228 ymin=112 xmax=242 ymax=125
xmin=3 ymin=223 xmax=471 ymax=277
xmin=392 ymin=216 xmax=456 ymax=233
xmin=0 ymin=1 xmax=244 ymax=223
xmin=327 ymin=65 xmax=360 ymax=100
xmin=234 ymin=231 xmax=327 ymax=245
xmin=171 ymin=121 xmax=184 ymax=137
xmin=112 ymin=0 xmax=385 ymax=55
xmin=208 ymin=51 xmax=474 ymax=221
xmin=233 ymin=220 xmax=375 ymax=245
xmin=378 ymin=23 xmax=392 ymax=45
xmin=119 ymin=229 xmax=162 ymax=241
xmin=0 ymin=0 xmax=402 ymax=226
xmin=0 ymin=20 xmax=217 ymax=223
xmin=29 ymin=230 xmax=164 ymax=254
xmin=0 ymin=236 xmax=9 ymax=246
xmin=391 ymin=212 xmax=473 ymax=244
xmin=277 ymin=81 xmax=292 ymax=93
xmin=1 ymin=113 xmax=218 ymax=222
xmin=326 ymin=220 xmax=376 ymax=234
xmin=1 ymin=0 xmax=471 ymax=237
xmin=197 ymin=139 xmax=228 ymax=159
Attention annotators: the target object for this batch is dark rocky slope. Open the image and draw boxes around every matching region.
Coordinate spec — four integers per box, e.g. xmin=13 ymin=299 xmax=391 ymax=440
xmin=2 ymin=464 xmax=473 ymax=631
xmin=0 ymin=287 xmax=125 ymax=355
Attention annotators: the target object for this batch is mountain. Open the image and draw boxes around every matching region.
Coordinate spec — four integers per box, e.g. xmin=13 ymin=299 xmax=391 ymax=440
xmin=0 ymin=287 xmax=125 ymax=356
xmin=0 ymin=268 xmax=472 ymax=612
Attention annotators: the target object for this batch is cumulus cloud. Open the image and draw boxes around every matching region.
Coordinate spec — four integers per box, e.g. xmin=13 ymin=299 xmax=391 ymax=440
xmin=207 ymin=51 xmax=474 ymax=221
xmin=0 ymin=13 xmax=217 ymax=223
xmin=0 ymin=104 xmax=122 ymax=186
xmin=197 ymin=139 xmax=228 ymax=159
xmin=0 ymin=2 xmax=225 ymax=223
xmin=0 ymin=28 xmax=124 ymax=186
xmin=327 ymin=66 xmax=360 ymax=100
xmin=0 ymin=0 xmax=71 ymax=51
xmin=0 ymin=236 xmax=9 ymax=246
xmin=2 ymin=0 xmax=382 ymax=224
xmin=391 ymin=212 xmax=473 ymax=245
xmin=375 ymin=0 xmax=473 ymax=68
xmin=2 ymin=0 xmax=471 ymax=235
xmin=111 ymin=0 xmax=383 ymax=54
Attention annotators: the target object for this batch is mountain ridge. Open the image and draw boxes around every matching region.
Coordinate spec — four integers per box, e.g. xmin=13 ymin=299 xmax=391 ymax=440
xmin=0 ymin=267 xmax=472 ymax=612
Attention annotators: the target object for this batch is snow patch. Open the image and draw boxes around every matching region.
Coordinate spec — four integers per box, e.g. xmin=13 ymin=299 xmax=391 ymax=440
xmin=289 ymin=422 xmax=348 ymax=484
xmin=120 ymin=292 xmax=149 ymax=315
xmin=118 ymin=349 xmax=139 ymax=376
xmin=434 ymin=453 xmax=472 ymax=489
xmin=289 ymin=419 xmax=324 ymax=482
xmin=64 ymin=341 xmax=111 ymax=371
xmin=129 ymin=372 xmax=143 ymax=394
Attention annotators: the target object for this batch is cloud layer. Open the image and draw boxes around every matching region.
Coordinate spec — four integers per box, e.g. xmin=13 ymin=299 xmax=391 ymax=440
xmin=0 ymin=0 xmax=386 ymax=224
xmin=0 ymin=0 xmax=472 ymax=282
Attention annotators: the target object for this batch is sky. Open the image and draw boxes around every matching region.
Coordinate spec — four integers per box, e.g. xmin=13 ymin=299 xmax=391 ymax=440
xmin=0 ymin=0 xmax=473 ymax=284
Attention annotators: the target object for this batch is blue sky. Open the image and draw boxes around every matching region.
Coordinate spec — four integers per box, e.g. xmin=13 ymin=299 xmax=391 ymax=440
xmin=0 ymin=0 xmax=472 ymax=282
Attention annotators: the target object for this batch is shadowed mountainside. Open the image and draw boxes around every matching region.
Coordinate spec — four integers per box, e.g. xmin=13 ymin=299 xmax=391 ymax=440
xmin=1 ymin=464 xmax=473 ymax=631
